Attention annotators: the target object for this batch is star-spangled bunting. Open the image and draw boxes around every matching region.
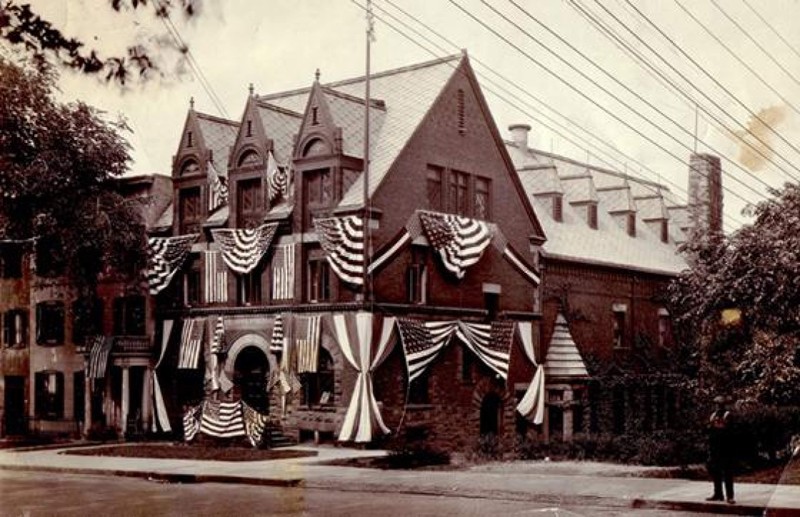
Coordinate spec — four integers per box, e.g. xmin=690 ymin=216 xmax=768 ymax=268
xmin=210 ymin=315 xmax=225 ymax=354
xmin=314 ymin=215 xmax=365 ymax=285
xmin=270 ymin=314 xmax=285 ymax=354
xmin=87 ymin=335 xmax=112 ymax=379
xmin=211 ymin=223 xmax=278 ymax=274
xmin=242 ymin=401 xmax=268 ymax=448
xmin=418 ymin=211 xmax=492 ymax=279
xmin=456 ymin=321 xmax=515 ymax=380
xmin=147 ymin=234 xmax=198 ymax=295
xmin=397 ymin=319 xmax=458 ymax=383
xmin=183 ymin=404 xmax=201 ymax=441
xmin=199 ymin=399 xmax=245 ymax=438
xmin=207 ymin=160 xmax=229 ymax=211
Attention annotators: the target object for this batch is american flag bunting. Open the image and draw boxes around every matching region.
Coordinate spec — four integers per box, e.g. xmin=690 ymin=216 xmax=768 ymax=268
xmin=178 ymin=318 xmax=205 ymax=369
xmin=419 ymin=211 xmax=493 ymax=279
xmin=207 ymin=160 xmax=229 ymax=211
xmin=271 ymin=243 xmax=295 ymax=300
xmin=87 ymin=335 xmax=112 ymax=379
xmin=204 ymin=250 xmax=229 ymax=303
xmin=270 ymin=314 xmax=285 ymax=354
xmin=455 ymin=320 xmax=515 ymax=380
xmin=314 ymin=215 xmax=365 ymax=285
xmin=199 ymin=399 xmax=245 ymax=438
xmin=211 ymin=223 xmax=278 ymax=274
xmin=296 ymin=315 xmax=322 ymax=373
xmin=147 ymin=234 xmax=198 ymax=295
xmin=397 ymin=319 xmax=458 ymax=382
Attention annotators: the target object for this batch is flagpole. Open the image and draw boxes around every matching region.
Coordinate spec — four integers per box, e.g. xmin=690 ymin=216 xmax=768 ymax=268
xmin=363 ymin=0 xmax=373 ymax=302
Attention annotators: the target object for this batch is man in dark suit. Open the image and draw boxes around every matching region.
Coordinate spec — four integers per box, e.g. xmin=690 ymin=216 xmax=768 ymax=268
xmin=706 ymin=395 xmax=736 ymax=504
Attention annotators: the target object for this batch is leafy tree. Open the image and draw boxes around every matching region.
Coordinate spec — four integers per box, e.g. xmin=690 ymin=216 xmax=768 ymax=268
xmin=668 ymin=184 xmax=800 ymax=405
xmin=0 ymin=0 xmax=196 ymax=84
xmin=0 ymin=58 xmax=147 ymax=295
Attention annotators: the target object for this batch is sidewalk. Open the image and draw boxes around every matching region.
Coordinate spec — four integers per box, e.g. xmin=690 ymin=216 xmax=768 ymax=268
xmin=1 ymin=443 xmax=798 ymax=516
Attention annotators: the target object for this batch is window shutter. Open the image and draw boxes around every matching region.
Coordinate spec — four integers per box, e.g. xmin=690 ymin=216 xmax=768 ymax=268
xmin=54 ymin=304 xmax=64 ymax=343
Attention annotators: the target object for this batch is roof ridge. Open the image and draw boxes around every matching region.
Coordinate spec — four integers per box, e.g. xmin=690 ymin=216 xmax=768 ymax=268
xmin=258 ymin=53 xmax=462 ymax=102
xmin=255 ymin=100 xmax=304 ymax=119
xmin=321 ymin=86 xmax=386 ymax=109
xmin=195 ymin=111 xmax=239 ymax=127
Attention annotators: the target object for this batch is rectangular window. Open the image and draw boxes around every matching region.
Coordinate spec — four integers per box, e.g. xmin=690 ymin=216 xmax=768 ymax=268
xmin=237 ymin=269 xmax=263 ymax=306
xmin=35 ymin=370 xmax=64 ymax=420
xmin=36 ymin=301 xmax=64 ymax=345
xmin=0 ymin=244 xmax=23 ymax=278
xmin=307 ymin=258 xmax=331 ymax=303
xmin=658 ymin=311 xmax=671 ymax=348
xmin=237 ymin=177 xmax=263 ymax=227
xmin=179 ymin=186 xmax=202 ymax=234
xmin=612 ymin=307 xmax=627 ymax=349
xmin=72 ymin=297 xmax=103 ymax=346
xmin=184 ymin=269 xmax=202 ymax=306
xmin=3 ymin=309 xmax=28 ymax=347
xmin=407 ymin=264 xmax=427 ymax=305
xmin=449 ymin=170 xmax=469 ymax=216
xmin=113 ymin=296 xmax=146 ymax=336
xmin=426 ymin=165 xmax=444 ymax=211
xmin=474 ymin=176 xmax=491 ymax=219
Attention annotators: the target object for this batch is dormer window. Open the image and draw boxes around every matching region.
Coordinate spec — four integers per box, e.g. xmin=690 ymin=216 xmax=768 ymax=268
xmin=627 ymin=213 xmax=636 ymax=237
xmin=588 ymin=204 xmax=598 ymax=229
xmin=312 ymin=106 xmax=319 ymax=125
xmin=660 ymin=220 xmax=669 ymax=243
xmin=187 ymin=131 xmax=193 ymax=147
xmin=456 ymin=89 xmax=466 ymax=134
xmin=553 ymin=195 xmax=563 ymax=222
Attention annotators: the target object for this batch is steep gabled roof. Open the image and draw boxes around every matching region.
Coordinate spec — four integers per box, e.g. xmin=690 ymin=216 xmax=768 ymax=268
xmin=259 ymin=54 xmax=462 ymax=207
xmin=254 ymin=101 xmax=302 ymax=164
xmin=195 ymin=112 xmax=239 ymax=173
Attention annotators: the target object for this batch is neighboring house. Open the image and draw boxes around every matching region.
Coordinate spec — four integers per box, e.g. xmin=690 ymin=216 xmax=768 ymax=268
xmin=0 ymin=174 xmax=171 ymax=439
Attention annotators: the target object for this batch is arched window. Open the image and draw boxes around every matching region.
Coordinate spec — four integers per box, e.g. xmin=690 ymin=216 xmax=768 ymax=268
xmin=301 ymin=347 xmax=334 ymax=406
xmin=180 ymin=160 xmax=200 ymax=176
xmin=237 ymin=150 xmax=261 ymax=168
xmin=302 ymin=138 xmax=329 ymax=157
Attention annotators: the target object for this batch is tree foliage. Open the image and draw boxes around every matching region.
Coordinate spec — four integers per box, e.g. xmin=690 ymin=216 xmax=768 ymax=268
xmin=668 ymin=184 xmax=800 ymax=405
xmin=0 ymin=58 xmax=147 ymax=292
xmin=0 ymin=0 xmax=196 ymax=84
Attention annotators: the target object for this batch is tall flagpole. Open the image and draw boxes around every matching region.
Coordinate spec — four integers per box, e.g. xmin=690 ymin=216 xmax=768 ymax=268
xmin=363 ymin=0 xmax=374 ymax=301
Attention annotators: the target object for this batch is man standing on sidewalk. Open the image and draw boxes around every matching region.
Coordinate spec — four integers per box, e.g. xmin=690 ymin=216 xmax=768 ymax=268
xmin=706 ymin=395 xmax=736 ymax=504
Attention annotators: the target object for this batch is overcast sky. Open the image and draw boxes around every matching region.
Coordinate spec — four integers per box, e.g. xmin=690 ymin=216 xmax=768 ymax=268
xmin=27 ymin=0 xmax=800 ymax=230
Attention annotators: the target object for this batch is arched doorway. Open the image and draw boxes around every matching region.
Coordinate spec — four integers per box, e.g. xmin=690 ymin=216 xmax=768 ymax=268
xmin=233 ymin=346 xmax=269 ymax=413
xmin=480 ymin=392 xmax=503 ymax=437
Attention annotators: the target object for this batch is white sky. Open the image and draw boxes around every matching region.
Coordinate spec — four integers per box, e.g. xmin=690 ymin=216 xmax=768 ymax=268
xmin=26 ymin=0 xmax=800 ymax=231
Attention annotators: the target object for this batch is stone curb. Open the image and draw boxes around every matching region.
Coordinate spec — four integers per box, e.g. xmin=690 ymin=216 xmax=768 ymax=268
xmin=0 ymin=463 xmax=788 ymax=515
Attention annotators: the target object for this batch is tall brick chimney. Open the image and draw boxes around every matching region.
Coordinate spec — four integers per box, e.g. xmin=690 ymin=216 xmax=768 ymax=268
xmin=687 ymin=153 xmax=723 ymax=235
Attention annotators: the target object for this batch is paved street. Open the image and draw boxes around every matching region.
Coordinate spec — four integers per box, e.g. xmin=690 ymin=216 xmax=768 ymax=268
xmin=0 ymin=470 xmax=708 ymax=517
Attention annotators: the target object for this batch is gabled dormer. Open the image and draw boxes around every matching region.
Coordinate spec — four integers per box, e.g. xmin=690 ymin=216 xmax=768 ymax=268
xmin=596 ymin=178 xmax=637 ymax=237
xmin=294 ymin=79 xmax=341 ymax=161
xmin=173 ymin=100 xmax=208 ymax=180
xmin=231 ymin=88 xmax=269 ymax=171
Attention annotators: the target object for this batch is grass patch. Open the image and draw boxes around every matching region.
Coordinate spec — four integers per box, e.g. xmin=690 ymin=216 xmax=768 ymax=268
xmin=64 ymin=444 xmax=317 ymax=462
xmin=639 ymin=458 xmax=800 ymax=485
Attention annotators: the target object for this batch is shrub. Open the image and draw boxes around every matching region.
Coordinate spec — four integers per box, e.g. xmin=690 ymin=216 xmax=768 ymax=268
xmin=385 ymin=445 xmax=451 ymax=469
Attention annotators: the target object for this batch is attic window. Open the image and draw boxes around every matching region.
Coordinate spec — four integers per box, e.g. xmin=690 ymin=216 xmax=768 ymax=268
xmin=553 ymin=195 xmax=563 ymax=222
xmin=660 ymin=220 xmax=669 ymax=243
xmin=246 ymin=120 xmax=252 ymax=137
xmin=627 ymin=213 xmax=636 ymax=237
xmin=312 ymin=106 xmax=319 ymax=125
xmin=588 ymin=204 xmax=598 ymax=229
xmin=456 ymin=89 xmax=466 ymax=134
xmin=187 ymin=131 xmax=193 ymax=147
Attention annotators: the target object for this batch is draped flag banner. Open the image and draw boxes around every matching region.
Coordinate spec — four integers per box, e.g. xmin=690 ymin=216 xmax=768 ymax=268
xmin=178 ymin=318 xmax=205 ymax=369
xmin=367 ymin=211 xmax=425 ymax=274
xmin=152 ymin=320 xmax=174 ymax=433
xmin=515 ymin=321 xmax=545 ymax=424
xmin=267 ymin=152 xmax=291 ymax=202
xmin=199 ymin=399 xmax=245 ymax=438
xmin=183 ymin=404 xmax=201 ymax=441
xmin=242 ymin=401 xmax=268 ymax=448
xmin=210 ymin=315 xmax=225 ymax=354
xmin=332 ymin=312 xmax=396 ymax=443
xmin=204 ymin=251 xmax=228 ymax=303
xmin=397 ymin=319 xmax=458 ymax=383
xmin=211 ymin=223 xmax=278 ymax=274
xmin=147 ymin=234 xmax=198 ymax=295
xmin=455 ymin=321 xmax=514 ymax=381
xmin=418 ymin=211 xmax=493 ymax=279
xmin=270 ymin=314 xmax=285 ymax=354
xmin=87 ymin=335 xmax=112 ymax=379
xmin=207 ymin=160 xmax=229 ymax=211
xmin=314 ymin=215 xmax=365 ymax=285
xmin=206 ymin=316 xmax=225 ymax=392
xmin=271 ymin=243 xmax=295 ymax=300
xmin=296 ymin=315 xmax=322 ymax=373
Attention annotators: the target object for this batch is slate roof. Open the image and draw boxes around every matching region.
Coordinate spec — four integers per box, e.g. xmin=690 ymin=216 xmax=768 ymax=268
xmin=509 ymin=141 xmax=688 ymax=275
xmin=544 ymin=313 xmax=589 ymax=379
xmin=258 ymin=54 xmax=462 ymax=207
xmin=196 ymin=113 xmax=239 ymax=174
xmin=254 ymin=101 xmax=303 ymax=164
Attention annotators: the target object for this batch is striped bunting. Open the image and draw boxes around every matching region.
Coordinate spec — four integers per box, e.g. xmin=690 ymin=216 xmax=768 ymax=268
xmin=270 ymin=314 xmax=285 ymax=354
xmin=207 ymin=160 xmax=229 ymax=211
xmin=178 ymin=318 xmax=205 ymax=369
xmin=296 ymin=315 xmax=322 ymax=373
xmin=204 ymin=251 xmax=229 ymax=303
xmin=267 ymin=151 xmax=291 ymax=202
xmin=367 ymin=211 xmax=426 ymax=274
xmin=455 ymin=321 xmax=515 ymax=381
xmin=199 ymin=399 xmax=245 ymax=438
xmin=87 ymin=335 xmax=112 ymax=379
xmin=210 ymin=315 xmax=225 ymax=354
xmin=211 ymin=223 xmax=278 ymax=274
xmin=397 ymin=319 xmax=458 ymax=383
xmin=314 ymin=215 xmax=365 ymax=285
xmin=242 ymin=401 xmax=268 ymax=448
xmin=419 ymin=211 xmax=493 ymax=279
xmin=271 ymin=243 xmax=295 ymax=300
xmin=183 ymin=404 xmax=201 ymax=442
xmin=147 ymin=234 xmax=198 ymax=295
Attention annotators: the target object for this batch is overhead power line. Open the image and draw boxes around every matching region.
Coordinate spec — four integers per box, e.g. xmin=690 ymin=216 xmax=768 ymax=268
xmin=741 ymin=0 xmax=800 ymax=66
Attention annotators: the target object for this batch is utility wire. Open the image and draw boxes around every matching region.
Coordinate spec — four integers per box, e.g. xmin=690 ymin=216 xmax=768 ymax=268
xmin=624 ymin=0 xmax=800 ymax=171
xmin=446 ymin=0 xmax=762 ymax=207
xmin=741 ymin=0 xmax=800 ymax=66
xmin=499 ymin=0 xmax=784 ymax=192
xmin=711 ymin=0 xmax=800 ymax=95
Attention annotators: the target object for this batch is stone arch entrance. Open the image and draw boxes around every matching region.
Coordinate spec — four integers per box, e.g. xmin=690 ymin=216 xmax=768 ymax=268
xmin=480 ymin=392 xmax=503 ymax=437
xmin=224 ymin=334 xmax=277 ymax=414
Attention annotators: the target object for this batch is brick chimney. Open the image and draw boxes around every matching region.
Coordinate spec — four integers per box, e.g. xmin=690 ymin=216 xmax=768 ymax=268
xmin=509 ymin=123 xmax=531 ymax=150
xmin=687 ymin=153 xmax=723 ymax=235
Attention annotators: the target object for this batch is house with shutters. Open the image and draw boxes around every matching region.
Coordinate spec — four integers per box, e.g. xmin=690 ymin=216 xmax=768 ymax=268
xmin=147 ymin=52 xmax=549 ymax=450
